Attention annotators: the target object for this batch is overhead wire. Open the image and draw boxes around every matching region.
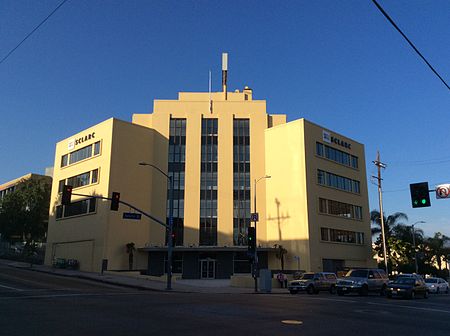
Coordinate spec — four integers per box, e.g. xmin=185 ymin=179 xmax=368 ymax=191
xmin=371 ymin=0 xmax=450 ymax=91
xmin=0 ymin=0 xmax=69 ymax=66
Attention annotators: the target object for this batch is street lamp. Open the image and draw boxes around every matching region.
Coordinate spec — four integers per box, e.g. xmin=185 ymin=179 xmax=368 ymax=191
xmin=253 ymin=175 xmax=271 ymax=292
xmin=411 ymin=221 xmax=425 ymax=274
xmin=139 ymin=162 xmax=174 ymax=290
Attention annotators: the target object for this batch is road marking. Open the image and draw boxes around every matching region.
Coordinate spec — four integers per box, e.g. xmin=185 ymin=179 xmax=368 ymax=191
xmin=0 ymin=283 xmax=23 ymax=291
xmin=0 ymin=291 xmax=153 ymax=300
xmin=281 ymin=320 xmax=303 ymax=325
xmin=309 ymin=297 xmax=357 ymax=303
xmin=367 ymin=301 xmax=450 ymax=314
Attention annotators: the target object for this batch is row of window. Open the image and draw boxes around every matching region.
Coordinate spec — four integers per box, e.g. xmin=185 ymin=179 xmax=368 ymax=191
xmin=58 ymin=169 xmax=99 ymax=192
xmin=321 ymin=227 xmax=364 ymax=245
xmin=319 ymin=198 xmax=362 ymax=220
xmin=56 ymin=198 xmax=96 ymax=219
xmin=316 ymin=142 xmax=358 ymax=169
xmin=61 ymin=141 xmax=101 ymax=168
xmin=317 ymin=170 xmax=360 ymax=194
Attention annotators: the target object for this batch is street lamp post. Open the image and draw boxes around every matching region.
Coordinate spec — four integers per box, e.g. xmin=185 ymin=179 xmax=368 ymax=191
xmin=139 ymin=162 xmax=174 ymax=290
xmin=253 ymin=175 xmax=271 ymax=293
xmin=411 ymin=221 xmax=425 ymax=274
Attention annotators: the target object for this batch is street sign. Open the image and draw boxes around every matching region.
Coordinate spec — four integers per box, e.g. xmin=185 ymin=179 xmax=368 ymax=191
xmin=251 ymin=213 xmax=259 ymax=222
xmin=123 ymin=212 xmax=142 ymax=220
xmin=436 ymin=184 xmax=450 ymax=199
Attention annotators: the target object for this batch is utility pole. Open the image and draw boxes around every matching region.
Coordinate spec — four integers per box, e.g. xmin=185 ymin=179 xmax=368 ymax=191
xmin=373 ymin=151 xmax=389 ymax=275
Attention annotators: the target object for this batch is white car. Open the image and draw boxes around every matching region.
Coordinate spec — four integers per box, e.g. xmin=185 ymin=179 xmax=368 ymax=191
xmin=424 ymin=277 xmax=449 ymax=294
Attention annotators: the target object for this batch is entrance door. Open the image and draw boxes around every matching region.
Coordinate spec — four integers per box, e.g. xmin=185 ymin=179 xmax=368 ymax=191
xmin=200 ymin=259 xmax=215 ymax=279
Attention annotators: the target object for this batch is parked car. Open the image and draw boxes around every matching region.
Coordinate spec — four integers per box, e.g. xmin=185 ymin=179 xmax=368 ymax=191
xmin=386 ymin=277 xmax=428 ymax=299
xmin=425 ymin=277 xmax=449 ymax=294
xmin=288 ymin=272 xmax=337 ymax=294
xmin=390 ymin=273 xmax=424 ymax=283
xmin=336 ymin=269 xmax=389 ymax=296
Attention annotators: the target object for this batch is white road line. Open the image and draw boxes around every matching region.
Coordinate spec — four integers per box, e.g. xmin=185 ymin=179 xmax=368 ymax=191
xmin=0 ymin=283 xmax=23 ymax=291
xmin=367 ymin=301 xmax=450 ymax=314
xmin=309 ymin=297 xmax=357 ymax=303
xmin=0 ymin=291 xmax=152 ymax=300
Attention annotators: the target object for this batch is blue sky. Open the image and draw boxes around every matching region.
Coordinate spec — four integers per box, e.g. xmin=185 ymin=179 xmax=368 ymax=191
xmin=1 ymin=0 xmax=449 ymax=237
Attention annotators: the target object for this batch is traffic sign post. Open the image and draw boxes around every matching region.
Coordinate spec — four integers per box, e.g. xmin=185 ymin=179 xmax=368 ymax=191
xmin=436 ymin=184 xmax=450 ymax=199
xmin=122 ymin=213 xmax=142 ymax=220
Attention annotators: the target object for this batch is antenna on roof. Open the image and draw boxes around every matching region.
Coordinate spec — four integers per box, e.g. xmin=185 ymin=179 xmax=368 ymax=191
xmin=209 ymin=70 xmax=213 ymax=113
xmin=222 ymin=53 xmax=228 ymax=100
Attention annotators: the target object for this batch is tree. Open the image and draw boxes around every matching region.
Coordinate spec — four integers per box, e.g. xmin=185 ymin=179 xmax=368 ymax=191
xmin=424 ymin=232 xmax=450 ymax=272
xmin=370 ymin=210 xmax=408 ymax=272
xmin=273 ymin=244 xmax=287 ymax=271
xmin=126 ymin=242 xmax=136 ymax=270
xmin=0 ymin=178 xmax=50 ymax=244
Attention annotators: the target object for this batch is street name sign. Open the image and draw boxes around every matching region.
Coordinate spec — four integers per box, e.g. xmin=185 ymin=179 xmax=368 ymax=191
xmin=436 ymin=184 xmax=450 ymax=199
xmin=123 ymin=212 xmax=142 ymax=220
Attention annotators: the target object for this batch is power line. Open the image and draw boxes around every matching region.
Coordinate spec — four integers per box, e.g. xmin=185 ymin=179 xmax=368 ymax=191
xmin=0 ymin=0 xmax=69 ymax=66
xmin=371 ymin=0 xmax=450 ymax=91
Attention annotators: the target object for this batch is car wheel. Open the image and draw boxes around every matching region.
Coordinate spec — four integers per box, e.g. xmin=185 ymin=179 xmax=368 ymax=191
xmin=307 ymin=285 xmax=315 ymax=295
xmin=437 ymin=288 xmax=440 ymax=294
xmin=424 ymin=290 xmax=429 ymax=299
xmin=289 ymin=289 xmax=298 ymax=295
xmin=337 ymin=290 xmax=345 ymax=296
xmin=329 ymin=285 xmax=336 ymax=294
xmin=446 ymin=288 xmax=449 ymax=294
xmin=359 ymin=285 xmax=368 ymax=296
xmin=380 ymin=285 xmax=387 ymax=296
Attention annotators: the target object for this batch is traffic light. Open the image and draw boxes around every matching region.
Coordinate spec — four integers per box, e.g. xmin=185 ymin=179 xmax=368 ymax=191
xmin=247 ymin=226 xmax=256 ymax=256
xmin=62 ymin=185 xmax=73 ymax=206
xmin=110 ymin=192 xmax=120 ymax=211
xmin=410 ymin=182 xmax=431 ymax=208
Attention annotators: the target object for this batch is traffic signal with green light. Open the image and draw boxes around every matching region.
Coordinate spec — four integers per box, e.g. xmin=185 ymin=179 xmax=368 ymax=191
xmin=247 ymin=226 xmax=256 ymax=256
xmin=110 ymin=192 xmax=120 ymax=211
xmin=62 ymin=185 xmax=73 ymax=206
xmin=410 ymin=182 xmax=431 ymax=208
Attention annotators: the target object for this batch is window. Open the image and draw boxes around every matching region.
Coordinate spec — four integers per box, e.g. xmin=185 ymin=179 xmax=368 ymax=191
xmin=166 ymin=119 xmax=187 ymax=247
xmin=59 ymin=169 xmax=100 ymax=192
xmin=56 ymin=197 xmax=96 ymax=219
xmin=233 ymin=119 xmax=251 ymax=246
xmin=61 ymin=141 xmax=101 ymax=168
xmin=200 ymin=118 xmax=218 ymax=246
xmin=317 ymin=170 xmax=360 ymax=194
xmin=316 ymin=142 xmax=358 ymax=169
xmin=318 ymin=198 xmax=362 ymax=220
xmin=321 ymin=227 xmax=364 ymax=245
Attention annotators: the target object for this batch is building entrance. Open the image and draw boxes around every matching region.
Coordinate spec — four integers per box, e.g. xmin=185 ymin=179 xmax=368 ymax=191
xmin=200 ymin=258 xmax=216 ymax=279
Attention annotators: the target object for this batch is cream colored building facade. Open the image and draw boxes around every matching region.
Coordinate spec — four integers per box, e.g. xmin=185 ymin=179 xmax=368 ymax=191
xmin=45 ymin=87 xmax=374 ymax=277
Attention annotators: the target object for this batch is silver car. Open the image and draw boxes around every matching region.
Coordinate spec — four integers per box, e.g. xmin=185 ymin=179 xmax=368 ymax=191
xmin=337 ymin=269 xmax=389 ymax=296
xmin=288 ymin=272 xmax=337 ymax=294
xmin=425 ymin=277 xmax=449 ymax=294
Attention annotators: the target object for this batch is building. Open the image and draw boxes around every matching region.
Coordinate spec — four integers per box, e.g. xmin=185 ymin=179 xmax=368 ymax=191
xmin=44 ymin=63 xmax=375 ymax=277
xmin=0 ymin=173 xmax=52 ymax=201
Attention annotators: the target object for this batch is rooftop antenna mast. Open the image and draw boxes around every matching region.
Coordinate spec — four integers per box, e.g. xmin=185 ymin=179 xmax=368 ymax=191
xmin=209 ymin=70 xmax=212 ymax=113
xmin=222 ymin=52 xmax=228 ymax=100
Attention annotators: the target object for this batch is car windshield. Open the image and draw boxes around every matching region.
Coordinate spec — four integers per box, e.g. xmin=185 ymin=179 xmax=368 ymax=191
xmin=301 ymin=273 xmax=314 ymax=280
xmin=346 ymin=270 xmax=368 ymax=278
xmin=425 ymin=279 xmax=438 ymax=283
xmin=394 ymin=278 xmax=415 ymax=285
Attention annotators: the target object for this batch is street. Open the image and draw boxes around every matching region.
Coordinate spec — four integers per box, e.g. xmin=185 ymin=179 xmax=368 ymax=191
xmin=1 ymin=264 xmax=449 ymax=336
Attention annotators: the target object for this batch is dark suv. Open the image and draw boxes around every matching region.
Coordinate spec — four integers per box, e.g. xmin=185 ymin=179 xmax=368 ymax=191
xmin=337 ymin=269 xmax=389 ymax=296
xmin=288 ymin=272 xmax=337 ymax=294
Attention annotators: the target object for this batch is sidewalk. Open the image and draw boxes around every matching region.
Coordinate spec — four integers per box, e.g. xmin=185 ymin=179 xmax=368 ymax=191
xmin=0 ymin=259 xmax=289 ymax=295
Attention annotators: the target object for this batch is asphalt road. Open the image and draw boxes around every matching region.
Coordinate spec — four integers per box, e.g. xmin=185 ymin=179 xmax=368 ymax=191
xmin=1 ymin=264 xmax=449 ymax=336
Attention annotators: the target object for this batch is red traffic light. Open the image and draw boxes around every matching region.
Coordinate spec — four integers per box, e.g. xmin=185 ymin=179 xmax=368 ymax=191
xmin=62 ymin=185 xmax=73 ymax=206
xmin=110 ymin=192 xmax=120 ymax=211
